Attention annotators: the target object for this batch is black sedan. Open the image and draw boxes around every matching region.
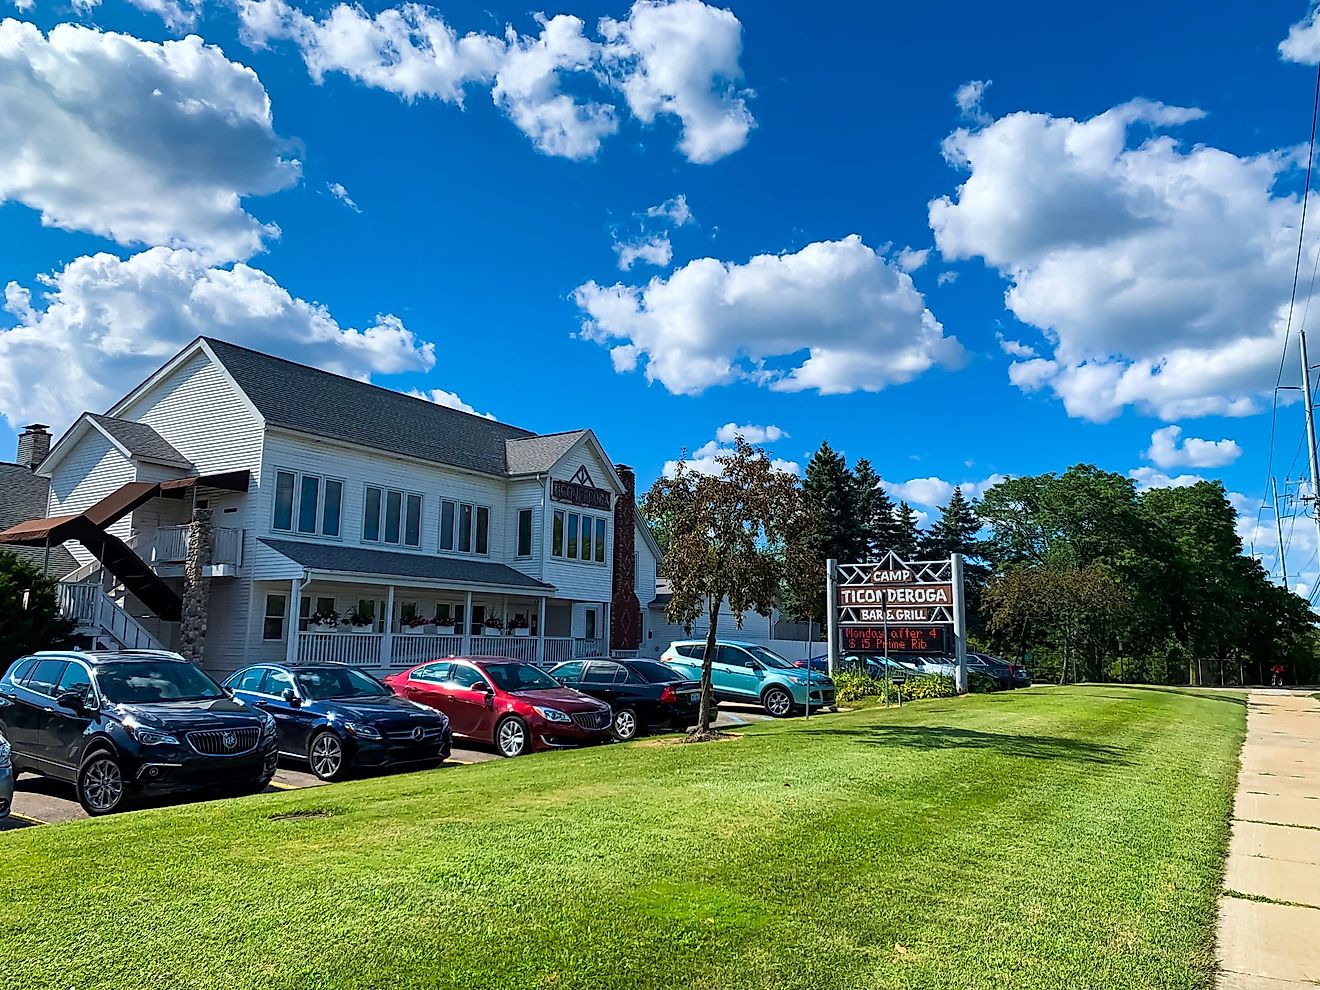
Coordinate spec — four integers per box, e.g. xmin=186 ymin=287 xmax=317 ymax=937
xmin=224 ymin=663 xmax=451 ymax=781
xmin=547 ymin=659 xmax=703 ymax=741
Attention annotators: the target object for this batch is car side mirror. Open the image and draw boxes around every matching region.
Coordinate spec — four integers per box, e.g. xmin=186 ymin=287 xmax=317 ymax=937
xmin=469 ymin=681 xmax=492 ymax=693
xmin=744 ymin=660 xmax=759 ymax=669
xmin=55 ymin=691 xmax=87 ymax=713
xmin=282 ymin=688 xmax=301 ymax=707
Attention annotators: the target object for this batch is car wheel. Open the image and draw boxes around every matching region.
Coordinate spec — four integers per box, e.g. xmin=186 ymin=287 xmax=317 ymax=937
xmin=762 ymin=686 xmax=794 ymax=718
xmin=77 ymin=750 xmax=127 ymax=816
xmin=612 ymin=708 xmax=639 ymax=742
xmin=308 ymin=731 xmax=349 ymax=781
xmin=495 ymin=715 xmax=530 ymax=758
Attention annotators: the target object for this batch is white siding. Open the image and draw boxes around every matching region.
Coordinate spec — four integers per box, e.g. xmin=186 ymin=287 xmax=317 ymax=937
xmin=46 ymin=428 xmax=135 ymax=563
xmin=505 ymin=478 xmax=545 ymax=580
xmin=634 ymin=523 xmax=657 ymax=605
xmin=541 ymin=438 xmax=618 ymax=604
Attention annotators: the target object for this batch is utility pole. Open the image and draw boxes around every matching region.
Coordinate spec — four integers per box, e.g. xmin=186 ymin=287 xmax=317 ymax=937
xmin=1273 ymin=477 xmax=1290 ymax=588
xmin=1300 ymin=326 xmax=1320 ymax=560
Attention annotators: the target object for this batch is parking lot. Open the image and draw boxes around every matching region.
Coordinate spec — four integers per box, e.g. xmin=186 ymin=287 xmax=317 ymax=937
xmin=1 ymin=704 xmax=773 ymax=830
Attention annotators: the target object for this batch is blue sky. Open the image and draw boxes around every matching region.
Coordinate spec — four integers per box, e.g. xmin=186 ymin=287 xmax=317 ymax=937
xmin=4 ymin=0 xmax=1320 ymax=589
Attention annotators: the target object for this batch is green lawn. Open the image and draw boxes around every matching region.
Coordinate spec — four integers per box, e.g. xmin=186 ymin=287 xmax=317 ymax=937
xmin=0 ymin=687 xmax=1245 ymax=990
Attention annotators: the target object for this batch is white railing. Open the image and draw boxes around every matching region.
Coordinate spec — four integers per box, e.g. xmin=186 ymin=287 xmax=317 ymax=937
xmin=149 ymin=525 xmax=243 ymax=567
xmin=542 ymin=637 xmax=575 ymax=666
xmin=298 ymin=632 xmax=386 ymax=666
xmin=574 ymin=637 xmax=607 ymax=658
xmin=389 ymin=634 xmax=464 ymax=667
xmin=470 ymin=634 xmax=537 ymax=663
xmin=60 ymin=584 xmax=163 ymax=651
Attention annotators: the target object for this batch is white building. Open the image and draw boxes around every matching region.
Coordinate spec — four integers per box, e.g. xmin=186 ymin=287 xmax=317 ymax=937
xmin=0 ymin=338 xmax=661 ymax=678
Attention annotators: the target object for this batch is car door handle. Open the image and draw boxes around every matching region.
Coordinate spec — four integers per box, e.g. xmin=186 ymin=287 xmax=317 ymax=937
xmin=254 ymin=700 xmax=271 ymax=708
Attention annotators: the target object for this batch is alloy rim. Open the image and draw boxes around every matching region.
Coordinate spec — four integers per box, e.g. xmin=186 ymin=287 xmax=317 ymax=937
xmin=498 ymin=720 xmax=525 ymax=756
xmin=767 ymin=691 xmax=791 ymax=716
xmin=311 ymin=735 xmax=343 ymax=778
xmin=614 ymin=711 xmax=637 ymax=739
xmin=83 ymin=757 xmax=123 ymax=812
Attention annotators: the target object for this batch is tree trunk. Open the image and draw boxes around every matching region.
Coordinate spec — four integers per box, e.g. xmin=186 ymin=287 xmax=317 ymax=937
xmin=698 ymin=598 xmax=720 ymax=733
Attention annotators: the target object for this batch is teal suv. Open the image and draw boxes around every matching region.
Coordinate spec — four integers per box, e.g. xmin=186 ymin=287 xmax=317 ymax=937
xmin=659 ymin=641 xmax=835 ymax=717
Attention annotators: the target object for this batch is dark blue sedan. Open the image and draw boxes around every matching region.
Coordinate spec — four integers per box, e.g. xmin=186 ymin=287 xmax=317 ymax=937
xmin=224 ymin=663 xmax=451 ymax=781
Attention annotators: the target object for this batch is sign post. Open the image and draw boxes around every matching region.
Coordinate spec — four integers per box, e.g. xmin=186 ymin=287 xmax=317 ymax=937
xmin=825 ymin=558 xmax=839 ymax=676
xmin=952 ymin=552 xmax=967 ymax=694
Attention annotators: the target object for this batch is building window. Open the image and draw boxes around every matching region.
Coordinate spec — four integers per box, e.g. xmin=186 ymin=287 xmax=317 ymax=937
xmin=517 ymin=508 xmax=533 ymax=557
xmin=439 ymin=499 xmax=491 ymax=556
xmin=552 ymin=509 xmax=565 ymax=557
xmin=553 ymin=511 xmax=609 ymax=566
xmin=263 ymin=594 xmax=287 ymax=641
xmin=364 ymin=486 xmax=422 ymax=548
xmin=567 ymin=513 xmax=579 ymax=560
xmin=594 ymin=517 xmax=607 ymax=563
xmin=274 ymin=470 xmax=343 ymax=538
xmin=299 ymin=595 xmax=336 ymax=632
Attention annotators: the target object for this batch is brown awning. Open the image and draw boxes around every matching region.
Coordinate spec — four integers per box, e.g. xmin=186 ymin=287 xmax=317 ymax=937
xmin=0 ymin=514 xmax=82 ymax=544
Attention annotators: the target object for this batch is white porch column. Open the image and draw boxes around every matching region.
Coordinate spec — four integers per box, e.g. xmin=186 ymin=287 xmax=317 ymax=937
xmin=602 ymin=601 xmax=611 ymax=657
xmin=285 ymin=577 xmax=300 ymax=664
xmin=382 ymin=584 xmax=396 ymax=670
xmin=462 ymin=590 xmax=473 ymax=655
xmin=535 ymin=596 xmax=547 ymax=665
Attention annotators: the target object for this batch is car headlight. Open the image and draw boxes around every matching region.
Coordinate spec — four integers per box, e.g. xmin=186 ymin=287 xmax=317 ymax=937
xmin=130 ymin=726 xmax=179 ymax=746
xmin=787 ymin=676 xmax=804 ymax=685
xmin=533 ymin=706 xmax=571 ymax=723
xmin=257 ymin=710 xmax=277 ymax=736
xmin=343 ymin=721 xmax=381 ymax=739
xmin=0 ymin=738 xmax=10 ymax=769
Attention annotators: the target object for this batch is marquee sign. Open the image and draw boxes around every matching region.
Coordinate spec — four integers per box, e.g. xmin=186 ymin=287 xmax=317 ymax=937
xmin=835 ymin=553 xmax=957 ymax=626
xmin=551 ymin=465 xmax=612 ymax=511
xmin=841 ymin=624 xmax=948 ymax=654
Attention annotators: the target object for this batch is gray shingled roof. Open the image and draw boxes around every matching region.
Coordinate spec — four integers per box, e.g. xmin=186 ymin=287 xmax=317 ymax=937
xmin=88 ymin=414 xmax=190 ymax=466
xmin=206 ymin=338 xmax=541 ymax=476
xmin=0 ymin=462 xmax=78 ymax=576
xmin=505 ymin=431 xmax=587 ymax=475
xmin=260 ymin=538 xmax=555 ymax=591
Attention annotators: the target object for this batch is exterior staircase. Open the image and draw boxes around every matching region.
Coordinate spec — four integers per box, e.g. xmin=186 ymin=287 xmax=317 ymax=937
xmin=58 ymin=568 xmax=167 ymax=651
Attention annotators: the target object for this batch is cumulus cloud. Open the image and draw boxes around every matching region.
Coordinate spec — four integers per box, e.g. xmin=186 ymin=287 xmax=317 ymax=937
xmin=125 ymin=0 xmax=201 ymax=30
xmin=574 ymin=234 xmax=963 ymax=396
xmin=0 ymin=248 xmax=435 ymax=431
xmin=954 ymin=78 xmax=990 ymax=123
xmin=662 ymin=439 xmax=799 ymax=479
xmin=646 ymin=193 xmax=693 ymax=226
xmin=896 ymin=246 xmax=929 ymax=272
xmin=714 ymin=422 xmax=787 ymax=444
xmin=881 ymin=473 xmax=1006 ymax=507
xmin=1145 ymin=425 xmax=1241 ymax=469
xmin=407 ymin=387 xmax=494 ymax=420
xmin=1127 ymin=467 xmax=1205 ymax=491
xmin=1281 ymin=5 xmax=1320 ymax=64
xmin=614 ymin=233 xmax=672 ymax=270
xmin=936 ymin=270 xmax=958 ymax=286
xmin=0 ymin=21 xmax=299 ymax=263
xmin=326 ymin=181 xmax=360 ymax=212
xmin=238 ymin=0 xmax=754 ymax=163
xmin=931 ymin=98 xmax=1318 ymax=422
xmin=995 ymin=332 xmax=1037 ymax=359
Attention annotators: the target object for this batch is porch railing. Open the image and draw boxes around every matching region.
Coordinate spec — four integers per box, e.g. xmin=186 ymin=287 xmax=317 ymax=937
xmin=297 ymin=632 xmax=386 ymax=666
xmin=470 ymin=634 xmax=537 ymax=663
xmin=295 ymin=632 xmax=605 ymax=668
xmin=148 ymin=525 xmax=243 ymax=567
xmin=390 ymin=634 xmax=465 ymax=667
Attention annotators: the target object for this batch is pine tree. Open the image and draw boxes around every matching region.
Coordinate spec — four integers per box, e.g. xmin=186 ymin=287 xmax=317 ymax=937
xmin=894 ymin=501 xmax=921 ymax=559
xmin=852 ymin=458 xmax=901 ymax=558
xmin=801 ymin=441 xmax=865 ymax=563
xmin=920 ymin=487 xmax=981 ymax=559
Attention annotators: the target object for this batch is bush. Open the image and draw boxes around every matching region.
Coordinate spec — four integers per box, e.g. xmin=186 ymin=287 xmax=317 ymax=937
xmin=834 ymin=670 xmax=882 ymax=703
xmin=968 ymin=671 xmax=1000 ymax=694
xmin=899 ymin=673 xmax=957 ymax=700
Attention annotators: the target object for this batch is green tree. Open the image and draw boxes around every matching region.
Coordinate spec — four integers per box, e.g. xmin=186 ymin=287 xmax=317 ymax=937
xmin=643 ymin=439 xmax=799 ymax=736
xmin=894 ymin=501 xmax=921 ymax=559
xmin=0 ymin=550 xmax=73 ymax=672
xmin=921 ymin=487 xmax=988 ymax=636
xmin=853 ymin=458 xmax=901 ymax=557
xmin=801 ymin=442 xmax=865 ymax=563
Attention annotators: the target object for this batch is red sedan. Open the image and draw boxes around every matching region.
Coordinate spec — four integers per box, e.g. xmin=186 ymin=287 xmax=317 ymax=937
xmin=383 ymin=657 xmax=613 ymax=757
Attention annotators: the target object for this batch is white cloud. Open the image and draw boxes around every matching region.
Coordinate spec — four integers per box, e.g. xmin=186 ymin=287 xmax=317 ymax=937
xmin=614 ymin=233 xmax=672 ymax=270
xmin=13 ymin=0 xmax=34 ymax=10
xmin=598 ymin=0 xmax=754 ymax=163
xmin=1281 ymin=5 xmax=1320 ymax=64
xmin=881 ymin=473 xmax=1005 ymax=507
xmin=663 ymin=438 xmax=799 ymax=479
xmin=954 ymin=78 xmax=990 ymax=123
xmin=714 ymin=422 xmax=787 ymax=444
xmin=995 ymin=332 xmax=1037 ymax=359
xmin=0 ymin=248 xmax=435 ymax=431
xmin=1145 ymin=424 xmax=1242 ymax=469
xmin=326 ymin=181 xmax=360 ymax=212
xmin=574 ymin=234 xmax=963 ymax=396
xmin=930 ymin=98 xmax=1318 ymax=422
xmin=239 ymin=0 xmax=753 ymax=163
xmin=1128 ymin=467 xmax=1205 ymax=491
xmin=125 ymin=0 xmax=200 ymax=30
xmin=896 ymin=246 xmax=929 ymax=272
xmin=645 ymin=193 xmax=693 ymax=226
xmin=406 ymin=387 xmax=494 ymax=420
xmin=0 ymin=21 xmax=299 ymax=263
xmin=936 ymin=270 xmax=958 ymax=286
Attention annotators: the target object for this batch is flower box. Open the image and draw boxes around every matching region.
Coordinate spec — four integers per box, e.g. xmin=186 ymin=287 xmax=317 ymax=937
xmin=513 ymin=628 xmax=530 ymax=637
xmin=482 ymin=626 xmax=502 ymax=637
xmin=352 ymin=626 xmax=374 ymax=635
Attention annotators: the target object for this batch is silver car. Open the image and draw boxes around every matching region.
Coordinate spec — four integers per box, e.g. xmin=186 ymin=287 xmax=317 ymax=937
xmin=0 ymin=729 xmax=12 ymax=820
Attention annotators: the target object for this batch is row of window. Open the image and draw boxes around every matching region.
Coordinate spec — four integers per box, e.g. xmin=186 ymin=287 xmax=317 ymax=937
xmin=262 ymin=594 xmax=543 ymax=640
xmin=273 ymin=470 xmax=605 ymax=565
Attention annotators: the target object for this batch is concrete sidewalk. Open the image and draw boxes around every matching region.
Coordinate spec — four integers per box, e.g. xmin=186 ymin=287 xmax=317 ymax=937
xmin=1217 ymin=690 xmax=1320 ymax=989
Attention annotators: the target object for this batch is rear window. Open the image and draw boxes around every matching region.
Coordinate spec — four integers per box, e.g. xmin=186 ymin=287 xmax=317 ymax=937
xmin=3 ymin=657 xmax=37 ymax=686
xmin=26 ymin=659 xmax=68 ymax=697
xmin=629 ymin=661 xmax=685 ymax=683
xmin=675 ymin=644 xmax=704 ymax=659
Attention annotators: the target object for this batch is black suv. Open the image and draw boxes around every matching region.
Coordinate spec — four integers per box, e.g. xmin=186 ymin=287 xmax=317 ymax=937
xmin=0 ymin=650 xmax=278 ymax=815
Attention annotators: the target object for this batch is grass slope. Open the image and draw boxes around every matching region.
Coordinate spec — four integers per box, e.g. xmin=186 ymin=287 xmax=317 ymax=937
xmin=0 ymin=687 xmax=1245 ymax=990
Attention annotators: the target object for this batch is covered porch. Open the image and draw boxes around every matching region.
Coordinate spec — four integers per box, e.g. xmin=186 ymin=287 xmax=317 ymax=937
xmin=255 ymin=538 xmax=609 ymax=672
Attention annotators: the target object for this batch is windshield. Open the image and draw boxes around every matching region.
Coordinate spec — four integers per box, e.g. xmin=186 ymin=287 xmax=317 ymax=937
xmin=745 ymin=646 xmax=796 ymax=670
xmin=630 ymin=660 xmax=685 ymax=683
xmin=96 ymin=660 xmax=227 ymax=704
xmin=295 ymin=667 xmax=388 ymax=700
xmin=483 ymin=662 xmax=561 ymax=692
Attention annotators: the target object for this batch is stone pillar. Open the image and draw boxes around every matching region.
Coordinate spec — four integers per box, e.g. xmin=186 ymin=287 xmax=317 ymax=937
xmin=611 ymin=463 xmax=642 ymax=655
xmin=178 ymin=508 xmax=215 ymax=664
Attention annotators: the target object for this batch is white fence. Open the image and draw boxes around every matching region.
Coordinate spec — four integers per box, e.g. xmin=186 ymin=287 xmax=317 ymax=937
xmin=150 ymin=525 xmax=243 ymax=567
xmin=297 ymin=632 xmax=606 ymax=668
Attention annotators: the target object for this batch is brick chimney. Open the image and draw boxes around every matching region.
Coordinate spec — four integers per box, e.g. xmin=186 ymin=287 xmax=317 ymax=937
xmin=16 ymin=424 xmax=50 ymax=470
xmin=611 ymin=463 xmax=642 ymax=654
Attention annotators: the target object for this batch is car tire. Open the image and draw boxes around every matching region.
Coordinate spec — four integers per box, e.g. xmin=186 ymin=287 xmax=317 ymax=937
xmin=761 ymin=686 xmax=795 ymax=718
xmin=494 ymin=715 xmax=531 ymax=758
xmin=77 ymin=749 xmax=128 ymax=816
xmin=307 ymin=730 xmax=350 ymax=781
xmin=612 ymin=707 xmax=640 ymax=742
